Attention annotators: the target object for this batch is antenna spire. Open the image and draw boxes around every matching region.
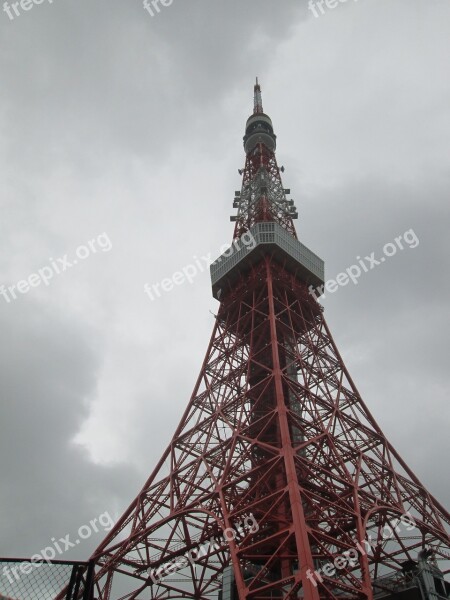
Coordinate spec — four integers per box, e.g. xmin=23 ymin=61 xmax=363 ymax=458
xmin=253 ymin=77 xmax=263 ymax=114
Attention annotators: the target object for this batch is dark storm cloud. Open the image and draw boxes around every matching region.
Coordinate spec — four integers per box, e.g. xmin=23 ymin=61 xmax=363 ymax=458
xmin=0 ymin=298 xmax=138 ymax=557
xmin=0 ymin=0 xmax=304 ymax=169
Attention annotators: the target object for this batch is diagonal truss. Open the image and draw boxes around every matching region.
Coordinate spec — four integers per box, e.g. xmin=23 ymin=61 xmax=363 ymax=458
xmin=79 ymin=80 xmax=449 ymax=600
xmin=85 ymin=260 xmax=449 ymax=600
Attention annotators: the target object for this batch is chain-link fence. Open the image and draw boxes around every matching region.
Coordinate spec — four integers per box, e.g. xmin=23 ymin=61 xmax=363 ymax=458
xmin=0 ymin=559 xmax=93 ymax=600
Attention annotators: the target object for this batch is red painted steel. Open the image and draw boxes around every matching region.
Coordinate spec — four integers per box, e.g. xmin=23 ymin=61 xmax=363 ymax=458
xmin=233 ymin=142 xmax=296 ymax=240
xmin=83 ymin=82 xmax=449 ymax=600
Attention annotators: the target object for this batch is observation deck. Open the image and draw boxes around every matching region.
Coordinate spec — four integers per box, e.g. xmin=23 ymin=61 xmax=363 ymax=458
xmin=210 ymin=221 xmax=324 ymax=301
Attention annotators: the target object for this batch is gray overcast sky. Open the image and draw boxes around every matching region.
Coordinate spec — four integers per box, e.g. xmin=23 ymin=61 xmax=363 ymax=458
xmin=0 ymin=0 xmax=449 ymax=565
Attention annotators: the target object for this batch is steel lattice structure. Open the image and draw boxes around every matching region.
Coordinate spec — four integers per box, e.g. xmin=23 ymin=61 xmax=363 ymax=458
xmin=79 ymin=80 xmax=449 ymax=600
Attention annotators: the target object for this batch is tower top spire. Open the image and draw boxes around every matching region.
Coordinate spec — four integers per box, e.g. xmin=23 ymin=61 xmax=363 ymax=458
xmin=244 ymin=78 xmax=276 ymax=154
xmin=253 ymin=77 xmax=263 ymax=114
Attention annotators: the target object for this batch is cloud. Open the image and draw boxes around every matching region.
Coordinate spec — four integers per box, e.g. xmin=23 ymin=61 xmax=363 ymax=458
xmin=0 ymin=298 xmax=138 ymax=558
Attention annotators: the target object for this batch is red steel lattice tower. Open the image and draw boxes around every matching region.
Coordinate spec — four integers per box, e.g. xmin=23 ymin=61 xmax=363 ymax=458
xmin=87 ymin=80 xmax=449 ymax=600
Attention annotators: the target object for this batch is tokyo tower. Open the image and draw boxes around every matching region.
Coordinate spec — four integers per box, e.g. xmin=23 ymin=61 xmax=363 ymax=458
xmin=85 ymin=80 xmax=449 ymax=600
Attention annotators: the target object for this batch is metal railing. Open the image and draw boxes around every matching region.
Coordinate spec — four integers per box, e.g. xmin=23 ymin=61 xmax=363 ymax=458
xmin=0 ymin=558 xmax=93 ymax=600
